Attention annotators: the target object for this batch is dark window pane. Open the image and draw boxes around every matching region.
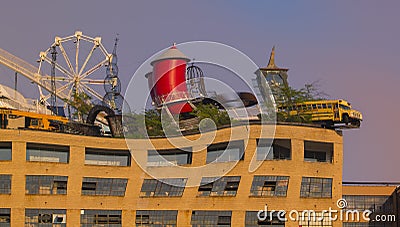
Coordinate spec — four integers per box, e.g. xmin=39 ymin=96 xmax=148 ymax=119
xmin=0 ymin=208 xmax=10 ymax=224
xmin=147 ymin=147 xmax=192 ymax=166
xmin=300 ymin=177 xmax=332 ymax=198
xmin=140 ymin=178 xmax=186 ymax=197
xmin=207 ymin=141 xmax=244 ymax=163
xmin=0 ymin=142 xmax=12 ymax=161
xmin=257 ymin=139 xmax=291 ymax=160
xmin=85 ymin=148 xmax=130 ymax=166
xmin=250 ymin=175 xmax=289 ymax=197
xmin=0 ymin=175 xmax=11 ymax=194
xmin=80 ymin=210 xmax=121 ymax=226
xmin=304 ymin=141 xmax=333 ymax=163
xmin=25 ymin=175 xmax=67 ymax=195
xmin=198 ymin=176 xmax=241 ymax=197
xmin=245 ymin=211 xmax=286 ymax=226
xmin=191 ymin=211 xmax=232 ymax=226
xmin=82 ymin=177 xmax=127 ymax=196
xmin=26 ymin=143 xmax=69 ymax=163
xmin=25 ymin=209 xmax=66 ymax=226
xmin=135 ymin=210 xmax=177 ymax=226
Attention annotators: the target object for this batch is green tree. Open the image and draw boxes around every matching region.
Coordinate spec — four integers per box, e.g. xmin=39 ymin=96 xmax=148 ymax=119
xmin=274 ymin=82 xmax=327 ymax=123
xmin=67 ymin=92 xmax=93 ymax=122
xmin=192 ymin=104 xmax=231 ymax=128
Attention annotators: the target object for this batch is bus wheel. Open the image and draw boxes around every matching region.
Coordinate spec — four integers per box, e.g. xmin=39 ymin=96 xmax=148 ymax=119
xmin=326 ymin=121 xmax=334 ymax=129
xmin=352 ymin=120 xmax=361 ymax=127
xmin=342 ymin=115 xmax=349 ymax=124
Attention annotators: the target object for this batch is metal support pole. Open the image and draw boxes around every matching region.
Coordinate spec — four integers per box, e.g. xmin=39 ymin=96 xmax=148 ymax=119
xmin=14 ymin=72 xmax=17 ymax=99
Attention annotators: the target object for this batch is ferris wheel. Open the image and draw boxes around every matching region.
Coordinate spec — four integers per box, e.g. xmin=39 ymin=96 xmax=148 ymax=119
xmin=37 ymin=31 xmax=111 ymax=109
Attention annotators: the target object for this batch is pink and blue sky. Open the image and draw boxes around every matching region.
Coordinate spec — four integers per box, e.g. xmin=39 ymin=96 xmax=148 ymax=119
xmin=0 ymin=1 xmax=399 ymax=181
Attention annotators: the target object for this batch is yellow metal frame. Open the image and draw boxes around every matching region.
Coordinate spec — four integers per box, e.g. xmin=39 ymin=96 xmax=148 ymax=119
xmin=0 ymin=108 xmax=69 ymax=131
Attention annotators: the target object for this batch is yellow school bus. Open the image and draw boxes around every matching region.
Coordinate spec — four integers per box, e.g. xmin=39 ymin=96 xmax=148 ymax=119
xmin=278 ymin=99 xmax=362 ymax=128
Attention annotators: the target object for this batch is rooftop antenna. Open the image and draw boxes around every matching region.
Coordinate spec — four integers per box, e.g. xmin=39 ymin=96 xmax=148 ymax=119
xmin=50 ymin=45 xmax=57 ymax=115
xmin=113 ymin=34 xmax=119 ymax=55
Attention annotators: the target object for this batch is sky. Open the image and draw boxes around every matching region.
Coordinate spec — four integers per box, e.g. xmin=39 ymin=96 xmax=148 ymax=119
xmin=0 ymin=1 xmax=399 ymax=181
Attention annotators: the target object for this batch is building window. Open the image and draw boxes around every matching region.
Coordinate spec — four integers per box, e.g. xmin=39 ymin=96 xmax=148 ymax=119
xmin=0 ymin=175 xmax=11 ymax=194
xmin=245 ymin=211 xmax=285 ymax=227
xmin=343 ymin=195 xmax=390 ymax=213
xmin=300 ymin=177 xmax=332 ymax=198
xmin=26 ymin=143 xmax=69 ymax=163
xmin=257 ymin=139 xmax=291 ymax=160
xmin=206 ymin=141 xmax=244 ymax=163
xmin=26 ymin=175 xmax=67 ymax=195
xmin=198 ymin=176 xmax=241 ymax=197
xmin=250 ymin=176 xmax=289 ymax=197
xmin=81 ymin=210 xmax=121 ymax=226
xmin=85 ymin=148 xmax=131 ymax=166
xmin=135 ymin=210 xmax=177 ymax=226
xmin=0 ymin=142 xmax=11 ymax=161
xmin=191 ymin=211 xmax=232 ymax=226
xmin=304 ymin=141 xmax=333 ymax=163
xmin=0 ymin=208 xmax=10 ymax=226
xmin=81 ymin=177 xmax=127 ymax=196
xmin=298 ymin=211 xmax=332 ymax=227
xmin=25 ymin=209 xmax=66 ymax=226
xmin=147 ymin=147 xmax=192 ymax=166
xmin=140 ymin=178 xmax=187 ymax=197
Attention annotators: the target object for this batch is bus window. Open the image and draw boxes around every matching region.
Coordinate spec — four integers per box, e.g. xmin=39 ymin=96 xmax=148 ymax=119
xmin=306 ymin=105 xmax=311 ymax=110
xmin=327 ymin=104 xmax=332 ymax=108
xmin=339 ymin=104 xmax=350 ymax=110
xmin=322 ymin=104 xmax=327 ymax=108
xmin=317 ymin=104 xmax=322 ymax=109
xmin=312 ymin=104 xmax=317 ymax=109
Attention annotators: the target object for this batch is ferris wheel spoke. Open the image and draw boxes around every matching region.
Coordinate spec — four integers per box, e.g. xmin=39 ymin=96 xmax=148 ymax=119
xmin=44 ymin=81 xmax=74 ymax=99
xmin=80 ymin=79 xmax=105 ymax=84
xmin=80 ymin=58 xmax=109 ymax=80
xmin=64 ymin=83 xmax=76 ymax=108
xmin=78 ymin=43 xmax=97 ymax=76
xmin=42 ymin=56 xmax=74 ymax=78
xmin=41 ymin=76 xmax=73 ymax=82
xmin=75 ymin=37 xmax=79 ymax=76
xmin=57 ymin=42 xmax=76 ymax=75
xmin=81 ymin=83 xmax=104 ymax=100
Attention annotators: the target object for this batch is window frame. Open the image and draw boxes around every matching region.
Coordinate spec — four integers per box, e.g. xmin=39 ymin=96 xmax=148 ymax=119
xmin=85 ymin=148 xmax=131 ymax=167
xmin=304 ymin=141 xmax=333 ymax=163
xmin=250 ymin=175 xmax=289 ymax=197
xmin=0 ymin=142 xmax=12 ymax=161
xmin=140 ymin=178 xmax=187 ymax=197
xmin=206 ymin=140 xmax=245 ymax=163
xmin=257 ymin=139 xmax=291 ymax=161
xmin=26 ymin=143 xmax=69 ymax=163
xmin=147 ymin=147 xmax=192 ymax=166
xmin=25 ymin=175 xmax=68 ymax=195
xmin=81 ymin=177 xmax=128 ymax=196
xmin=300 ymin=177 xmax=332 ymax=198
xmin=198 ymin=176 xmax=241 ymax=197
